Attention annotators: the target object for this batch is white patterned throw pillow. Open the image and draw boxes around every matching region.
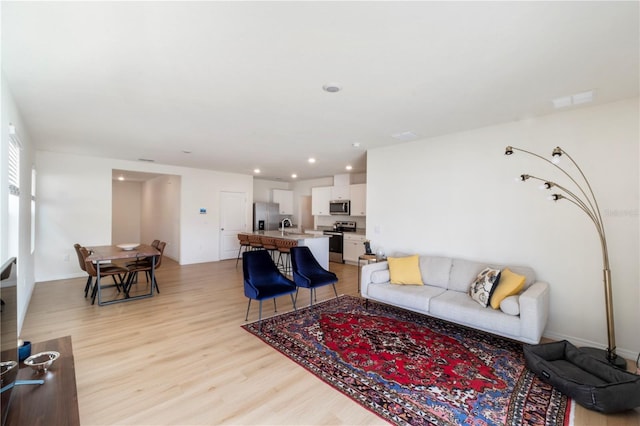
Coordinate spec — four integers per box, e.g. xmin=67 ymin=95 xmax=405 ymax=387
xmin=469 ymin=267 xmax=502 ymax=307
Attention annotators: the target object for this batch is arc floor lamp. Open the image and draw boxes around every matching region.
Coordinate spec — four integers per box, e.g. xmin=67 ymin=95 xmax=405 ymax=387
xmin=505 ymin=145 xmax=626 ymax=369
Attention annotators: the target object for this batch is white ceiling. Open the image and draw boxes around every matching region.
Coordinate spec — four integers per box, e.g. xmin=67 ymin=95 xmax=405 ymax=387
xmin=3 ymin=1 xmax=638 ymax=182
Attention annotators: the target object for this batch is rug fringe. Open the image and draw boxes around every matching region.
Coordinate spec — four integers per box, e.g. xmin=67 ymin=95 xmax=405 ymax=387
xmin=567 ymin=399 xmax=576 ymax=426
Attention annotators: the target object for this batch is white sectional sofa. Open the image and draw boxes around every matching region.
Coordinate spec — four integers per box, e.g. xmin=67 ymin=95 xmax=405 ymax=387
xmin=360 ymin=255 xmax=550 ymax=344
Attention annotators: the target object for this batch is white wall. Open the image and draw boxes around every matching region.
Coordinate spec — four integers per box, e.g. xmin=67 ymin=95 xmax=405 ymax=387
xmin=140 ymin=174 xmax=181 ymax=261
xmin=1 ymin=72 xmax=36 ymax=333
xmin=253 ymin=179 xmax=290 ymax=203
xmin=367 ymin=98 xmax=639 ymax=360
xmin=35 ymin=151 xmax=253 ymax=281
xmin=291 ymin=177 xmax=332 ymax=229
xmin=112 ymin=180 xmax=142 ymax=245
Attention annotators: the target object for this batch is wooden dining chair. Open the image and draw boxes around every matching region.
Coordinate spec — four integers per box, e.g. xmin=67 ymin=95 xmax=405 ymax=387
xmin=74 ymin=243 xmax=94 ymax=298
xmin=125 ymin=241 xmax=165 ymax=294
xmin=124 ymin=239 xmax=162 ymax=277
xmin=79 ymin=247 xmax=128 ymax=305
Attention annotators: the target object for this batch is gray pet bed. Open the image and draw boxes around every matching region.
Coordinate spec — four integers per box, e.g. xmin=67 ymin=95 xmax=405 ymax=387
xmin=524 ymin=340 xmax=640 ymax=413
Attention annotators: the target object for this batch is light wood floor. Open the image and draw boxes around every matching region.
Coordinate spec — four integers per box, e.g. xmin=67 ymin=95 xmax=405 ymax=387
xmin=22 ymin=258 xmax=640 ymax=425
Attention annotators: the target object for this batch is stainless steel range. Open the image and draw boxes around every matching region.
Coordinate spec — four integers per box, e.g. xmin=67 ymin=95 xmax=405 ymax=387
xmin=323 ymin=221 xmax=357 ymax=263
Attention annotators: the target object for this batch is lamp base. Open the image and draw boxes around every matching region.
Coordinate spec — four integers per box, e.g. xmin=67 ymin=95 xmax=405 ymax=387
xmin=579 ymin=346 xmax=628 ymax=370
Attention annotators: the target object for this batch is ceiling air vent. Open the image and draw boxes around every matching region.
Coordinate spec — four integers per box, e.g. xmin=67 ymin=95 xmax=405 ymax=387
xmin=391 ymin=131 xmax=419 ymax=142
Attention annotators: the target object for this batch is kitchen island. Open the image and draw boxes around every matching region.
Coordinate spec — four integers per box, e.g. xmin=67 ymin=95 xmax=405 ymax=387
xmin=242 ymin=231 xmax=330 ymax=269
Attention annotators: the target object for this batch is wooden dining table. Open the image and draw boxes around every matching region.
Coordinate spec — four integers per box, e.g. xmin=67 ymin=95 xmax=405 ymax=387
xmin=87 ymin=244 xmax=160 ymax=306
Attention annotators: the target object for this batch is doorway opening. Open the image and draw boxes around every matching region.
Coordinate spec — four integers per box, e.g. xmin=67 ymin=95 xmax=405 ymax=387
xmin=112 ymin=170 xmax=181 ymax=262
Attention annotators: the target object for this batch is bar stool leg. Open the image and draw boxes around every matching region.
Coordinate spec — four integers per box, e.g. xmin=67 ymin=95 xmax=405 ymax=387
xmin=276 ymin=252 xmax=284 ymax=271
xmin=236 ymin=245 xmax=243 ymax=267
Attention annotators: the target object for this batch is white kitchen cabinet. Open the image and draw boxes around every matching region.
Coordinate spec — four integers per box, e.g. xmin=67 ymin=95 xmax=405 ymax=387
xmin=272 ymin=189 xmax=293 ymax=215
xmin=330 ymin=185 xmax=350 ymax=200
xmin=349 ymin=184 xmax=366 ymax=216
xmin=311 ymin=186 xmax=331 ymax=216
xmin=343 ymin=233 xmax=367 ymax=263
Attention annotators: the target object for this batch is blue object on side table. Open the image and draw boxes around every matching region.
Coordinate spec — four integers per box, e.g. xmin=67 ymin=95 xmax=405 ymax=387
xmin=18 ymin=341 xmax=31 ymax=362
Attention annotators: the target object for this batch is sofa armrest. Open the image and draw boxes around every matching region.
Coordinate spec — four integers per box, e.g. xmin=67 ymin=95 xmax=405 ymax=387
xmin=518 ymin=281 xmax=550 ymax=343
xmin=360 ymin=261 xmax=389 ymax=298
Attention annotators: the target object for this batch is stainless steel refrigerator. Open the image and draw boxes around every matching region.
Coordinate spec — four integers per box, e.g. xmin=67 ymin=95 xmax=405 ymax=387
xmin=253 ymin=202 xmax=280 ymax=231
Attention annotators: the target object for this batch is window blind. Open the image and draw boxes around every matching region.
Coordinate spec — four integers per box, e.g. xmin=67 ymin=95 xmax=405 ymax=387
xmin=8 ymin=137 xmax=20 ymax=196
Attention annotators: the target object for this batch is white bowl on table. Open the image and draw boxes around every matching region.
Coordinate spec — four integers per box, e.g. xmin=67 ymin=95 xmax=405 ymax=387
xmin=116 ymin=243 xmax=139 ymax=251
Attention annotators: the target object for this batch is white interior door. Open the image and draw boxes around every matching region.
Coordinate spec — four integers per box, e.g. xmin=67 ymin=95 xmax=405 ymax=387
xmin=219 ymin=192 xmax=247 ymax=260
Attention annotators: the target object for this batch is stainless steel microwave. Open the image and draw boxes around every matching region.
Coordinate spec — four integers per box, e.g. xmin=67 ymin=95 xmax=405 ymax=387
xmin=329 ymin=200 xmax=350 ymax=215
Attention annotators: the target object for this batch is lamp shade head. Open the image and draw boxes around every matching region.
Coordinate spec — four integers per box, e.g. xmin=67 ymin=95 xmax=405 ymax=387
xmin=505 ymin=146 xmax=514 ymax=155
xmin=551 ymin=147 xmax=562 ymax=164
xmin=539 ymin=182 xmax=552 ymax=190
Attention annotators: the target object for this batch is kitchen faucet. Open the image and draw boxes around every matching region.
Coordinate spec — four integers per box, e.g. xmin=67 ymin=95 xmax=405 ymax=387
xmin=281 ymin=218 xmax=292 ymax=235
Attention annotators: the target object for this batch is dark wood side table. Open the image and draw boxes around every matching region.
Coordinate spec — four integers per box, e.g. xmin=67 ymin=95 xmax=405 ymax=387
xmin=357 ymin=254 xmax=383 ymax=292
xmin=5 ymin=335 xmax=80 ymax=426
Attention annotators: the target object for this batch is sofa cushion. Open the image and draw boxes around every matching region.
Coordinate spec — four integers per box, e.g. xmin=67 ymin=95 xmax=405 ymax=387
xmin=469 ymin=267 xmax=501 ymax=307
xmin=388 ymin=255 xmax=423 ymax=285
xmin=367 ymin=283 xmax=446 ymax=312
xmin=419 ymin=256 xmax=452 ymax=289
xmin=500 ymin=295 xmax=520 ymax=316
xmin=507 ymin=265 xmax=536 ymax=289
xmin=430 ymin=291 xmax=521 ymax=337
xmin=489 ymin=264 xmax=536 ymax=289
xmin=370 ymin=270 xmax=390 ymax=284
xmin=490 ymin=268 xmax=526 ymax=309
xmin=448 ymin=259 xmax=486 ymax=292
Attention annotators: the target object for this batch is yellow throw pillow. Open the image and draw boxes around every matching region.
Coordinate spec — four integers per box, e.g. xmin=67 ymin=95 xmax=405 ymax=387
xmin=490 ymin=268 xmax=525 ymax=309
xmin=388 ymin=255 xmax=423 ymax=285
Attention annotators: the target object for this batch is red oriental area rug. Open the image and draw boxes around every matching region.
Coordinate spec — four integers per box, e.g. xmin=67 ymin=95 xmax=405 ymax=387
xmin=242 ymin=295 xmax=573 ymax=426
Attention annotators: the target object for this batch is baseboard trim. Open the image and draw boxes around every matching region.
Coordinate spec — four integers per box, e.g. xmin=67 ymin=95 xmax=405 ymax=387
xmin=543 ymin=331 xmax=637 ymax=362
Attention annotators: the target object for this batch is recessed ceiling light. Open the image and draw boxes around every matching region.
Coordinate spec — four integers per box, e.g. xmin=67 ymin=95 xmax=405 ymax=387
xmin=291 ymin=174 xmax=297 ymax=179
xmin=322 ymin=83 xmax=341 ymax=93
xmin=182 ymin=150 xmax=192 ymax=154
xmin=254 ymin=168 xmax=261 ymax=174
xmin=308 ymin=158 xmax=316 ymax=164
xmin=345 ymin=165 xmax=352 ymax=171
xmin=352 ymin=142 xmax=360 ymax=148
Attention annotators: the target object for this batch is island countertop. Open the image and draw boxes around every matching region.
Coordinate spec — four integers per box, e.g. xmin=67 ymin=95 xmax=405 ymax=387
xmin=242 ymin=230 xmax=329 ymax=241
xmin=240 ymin=231 xmax=329 ymax=268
